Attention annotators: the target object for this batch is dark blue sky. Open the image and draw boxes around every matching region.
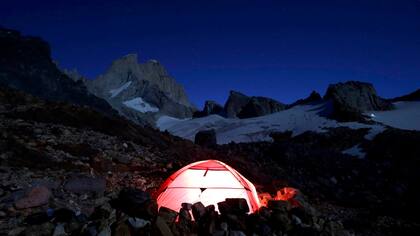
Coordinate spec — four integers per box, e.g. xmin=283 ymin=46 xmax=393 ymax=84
xmin=2 ymin=0 xmax=420 ymax=106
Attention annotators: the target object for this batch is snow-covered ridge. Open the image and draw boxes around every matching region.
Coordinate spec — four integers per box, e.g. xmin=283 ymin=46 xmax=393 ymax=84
xmin=366 ymin=101 xmax=420 ymax=131
xmin=157 ymin=103 xmax=396 ymax=144
xmin=123 ymin=97 xmax=159 ymax=113
xmin=157 ymin=102 xmax=419 ymax=144
xmin=109 ymin=81 xmax=132 ymax=98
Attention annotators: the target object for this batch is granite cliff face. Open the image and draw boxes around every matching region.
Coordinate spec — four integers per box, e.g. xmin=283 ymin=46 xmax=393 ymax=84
xmin=237 ymin=96 xmax=286 ymax=119
xmin=194 ymin=90 xmax=286 ymax=119
xmin=86 ymin=54 xmax=194 ymax=125
xmin=223 ymin=91 xmax=251 ymax=118
xmin=324 ymin=81 xmax=394 ymax=121
xmin=193 ymin=100 xmax=224 ymax=118
xmin=0 ymin=28 xmax=115 ymax=115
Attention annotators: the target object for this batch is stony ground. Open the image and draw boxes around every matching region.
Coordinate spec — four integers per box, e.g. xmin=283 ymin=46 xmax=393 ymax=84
xmin=0 ymin=87 xmax=419 ymax=235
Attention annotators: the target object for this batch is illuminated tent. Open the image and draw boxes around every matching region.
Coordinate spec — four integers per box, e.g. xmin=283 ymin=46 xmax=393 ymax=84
xmin=156 ymin=159 xmax=260 ymax=213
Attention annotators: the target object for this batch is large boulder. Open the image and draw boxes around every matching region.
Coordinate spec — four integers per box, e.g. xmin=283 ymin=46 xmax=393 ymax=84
xmin=194 ymin=129 xmax=217 ymax=147
xmin=193 ymin=100 xmax=224 ymax=118
xmin=324 ymin=81 xmax=393 ymax=121
xmin=223 ymin=91 xmax=251 ymax=118
xmin=0 ymin=28 xmax=115 ymax=116
xmin=237 ymin=96 xmax=286 ymax=119
xmin=111 ymin=188 xmax=157 ymax=219
xmin=15 ymin=186 xmax=51 ymax=209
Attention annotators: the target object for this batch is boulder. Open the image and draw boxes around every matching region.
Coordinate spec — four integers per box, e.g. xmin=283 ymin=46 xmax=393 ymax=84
xmin=158 ymin=207 xmax=178 ymax=224
xmin=15 ymin=186 xmax=51 ymax=209
xmin=194 ymin=129 xmax=217 ymax=147
xmin=192 ymin=202 xmax=206 ymax=221
xmin=324 ymin=81 xmax=393 ymax=121
xmin=237 ymin=96 xmax=286 ymax=119
xmin=64 ymin=176 xmax=106 ymax=195
xmin=111 ymin=188 xmax=157 ymax=219
xmin=224 ymin=198 xmax=249 ymax=214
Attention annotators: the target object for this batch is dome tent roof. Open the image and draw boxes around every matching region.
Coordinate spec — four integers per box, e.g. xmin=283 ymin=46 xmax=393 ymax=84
xmin=156 ymin=160 xmax=260 ymax=213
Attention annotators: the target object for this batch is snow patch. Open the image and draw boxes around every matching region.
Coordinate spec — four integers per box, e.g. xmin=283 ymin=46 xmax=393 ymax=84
xmin=157 ymin=103 xmax=386 ymax=144
xmin=367 ymin=101 xmax=420 ymax=131
xmin=123 ymin=97 xmax=159 ymax=113
xmin=342 ymin=145 xmax=366 ymax=159
xmin=109 ymin=81 xmax=132 ymax=98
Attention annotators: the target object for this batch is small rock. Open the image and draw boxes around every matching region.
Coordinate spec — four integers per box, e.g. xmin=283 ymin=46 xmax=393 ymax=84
xmin=0 ymin=211 xmax=6 ymax=218
xmin=52 ymin=223 xmax=66 ymax=236
xmin=158 ymin=207 xmax=178 ymax=224
xmin=24 ymin=222 xmax=55 ymax=236
xmin=25 ymin=212 xmax=50 ymax=225
xmin=181 ymin=202 xmax=192 ymax=211
xmin=156 ymin=216 xmax=174 ymax=236
xmin=128 ymin=217 xmax=150 ymax=229
xmin=114 ymin=222 xmax=131 ymax=236
xmin=192 ymin=202 xmax=206 ymax=221
xmin=97 ymin=226 xmax=111 ymax=236
xmin=64 ymin=176 xmax=106 ymax=195
xmin=53 ymin=208 xmax=75 ymax=223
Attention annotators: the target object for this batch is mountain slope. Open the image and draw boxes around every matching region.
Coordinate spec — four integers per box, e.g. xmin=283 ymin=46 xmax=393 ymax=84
xmin=0 ymin=28 xmax=115 ymax=115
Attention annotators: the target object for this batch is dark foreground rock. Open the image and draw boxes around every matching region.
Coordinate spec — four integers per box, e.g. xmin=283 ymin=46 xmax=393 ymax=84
xmin=0 ymin=83 xmax=419 ymax=235
xmin=195 ymin=129 xmax=217 ymax=147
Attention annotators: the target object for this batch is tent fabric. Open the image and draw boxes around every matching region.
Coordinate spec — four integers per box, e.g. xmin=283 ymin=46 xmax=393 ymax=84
xmin=156 ymin=160 xmax=261 ymax=213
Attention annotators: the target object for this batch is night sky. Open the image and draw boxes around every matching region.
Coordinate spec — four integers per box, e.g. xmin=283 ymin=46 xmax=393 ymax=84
xmin=2 ymin=0 xmax=420 ymax=107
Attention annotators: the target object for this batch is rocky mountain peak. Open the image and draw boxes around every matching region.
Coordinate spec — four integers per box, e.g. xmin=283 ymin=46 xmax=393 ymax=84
xmin=84 ymin=53 xmax=194 ymax=125
xmin=288 ymin=90 xmax=323 ymax=108
xmin=222 ymin=91 xmax=286 ymax=119
xmin=193 ymin=100 xmax=224 ymax=118
xmin=0 ymin=28 xmax=115 ymax=115
xmin=117 ymin=53 xmax=139 ymax=65
xmin=324 ymin=81 xmax=393 ymax=121
xmin=224 ymin=91 xmax=251 ymax=118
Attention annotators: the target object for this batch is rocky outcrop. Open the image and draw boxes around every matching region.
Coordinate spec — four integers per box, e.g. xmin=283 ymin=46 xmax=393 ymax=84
xmin=324 ymin=81 xmax=393 ymax=121
xmin=62 ymin=68 xmax=86 ymax=83
xmin=223 ymin=91 xmax=251 ymax=118
xmin=237 ymin=96 xmax=286 ymax=119
xmin=0 ymin=28 xmax=115 ymax=115
xmin=86 ymin=54 xmax=194 ymax=125
xmin=287 ymin=91 xmax=322 ymax=108
xmin=193 ymin=100 xmax=224 ymax=118
xmin=223 ymin=91 xmax=285 ymax=119
xmin=390 ymin=88 xmax=420 ymax=102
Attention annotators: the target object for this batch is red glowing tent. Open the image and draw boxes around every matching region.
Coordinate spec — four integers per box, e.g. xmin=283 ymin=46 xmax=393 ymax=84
xmin=156 ymin=160 xmax=260 ymax=213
